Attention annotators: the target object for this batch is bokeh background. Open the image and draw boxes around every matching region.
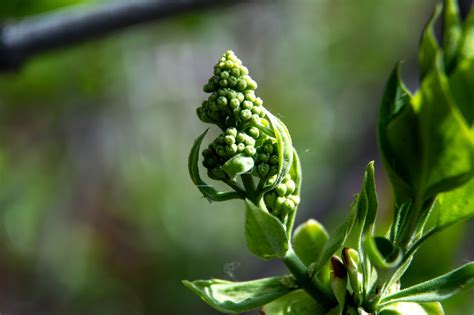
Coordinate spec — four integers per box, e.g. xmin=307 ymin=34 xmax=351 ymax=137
xmin=0 ymin=0 xmax=472 ymax=314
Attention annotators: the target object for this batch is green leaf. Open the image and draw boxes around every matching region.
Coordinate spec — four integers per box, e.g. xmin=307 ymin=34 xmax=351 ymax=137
xmin=379 ymin=302 xmax=444 ymax=315
xmin=412 ymin=59 xmax=474 ymax=199
xmin=449 ymin=58 xmax=474 ymax=127
xmin=443 ymin=0 xmax=463 ymax=72
xmin=284 ymin=149 xmax=303 ymax=236
xmin=363 ymin=236 xmax=402 ymax=269
xmin=362 ymin=162 xmax=378 ymax=235
xmin=353 ymin=161 xmax=378 ymax=239
xmin=289 ymin=149 xmax=302 ymax=196
xmin=183 ymin=276 xmax=294 ymax=313
xmin=263 ymin=109 xmax=294 ymax=192
xmin=293 ymin=219 xmax=329 ymax=266
xmin=261 ymin=290 xmax=325 ymax=315
xmin=188 ymin=129 xmax=243 ymax=201
xmin=222 ymin=154 xmax=254 ymax=180
xmin=380 ymin=262 xmax=474 ymax=305
xmin=458 ymin=6 xmax=474 ymax=61
xmin=389 ymin=201 xmax=411 ymax=243
xmin=419 ymin=3 xmax=442 ymax=80
xmin=245 ymin=199 xmax=289 ymax=259
xmin=312 ymin=196 xmax=358 ymax=275
xmin=377 ymin=63 xmax=416 ymax=204
xmin=433 ymin=176 xmax=474 ymax=232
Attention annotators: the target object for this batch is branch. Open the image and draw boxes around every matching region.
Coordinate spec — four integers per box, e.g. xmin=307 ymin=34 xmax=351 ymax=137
xmin=0 ymin=0 xmax=250 ymax=71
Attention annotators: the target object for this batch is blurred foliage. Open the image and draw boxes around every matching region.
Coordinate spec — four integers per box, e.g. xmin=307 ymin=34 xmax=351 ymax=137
xmin=0 ymin=0 xmax=471 ymax=314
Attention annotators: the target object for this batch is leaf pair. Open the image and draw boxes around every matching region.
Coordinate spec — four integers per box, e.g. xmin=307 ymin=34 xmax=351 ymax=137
xmin=378 ymin=61 xmax=473 ymax=207
xmin=380 ymin=0 xmax=474 ymax=208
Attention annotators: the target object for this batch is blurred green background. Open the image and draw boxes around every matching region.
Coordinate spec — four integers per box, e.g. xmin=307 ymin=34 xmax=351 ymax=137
xmin=0 ymin=0 xmax=472 ymax=314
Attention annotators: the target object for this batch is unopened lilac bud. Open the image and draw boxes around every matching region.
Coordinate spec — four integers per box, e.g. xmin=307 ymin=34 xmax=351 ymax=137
xmin=242 ymin=100 xmax=253 ymax=109
xmin=229 ymin=98 xmax=240 ymax=109
xmin=237 ymin=79 xmax=247 ymax=91
xmin=220 ymin=71 xmax=230 ymax=79
xmin=240 ymin=109 xmax=252 ymax=121
xmin=248 ymin=127 xmax=260 ymax=139
xmin=330 ymin=256 xmax=348 ymax=307
xmin=270 ymin=154 xmax=279 ymax=165
xmin=276 ymin=183 xmax=287 ymax=197
xmin=244 ymin=146 xmax=256 ymax=156
xmin=258 ymin=163 xmax=270 ymax=177
xmin=226 ymin=127 xmax=237 ymax=137
xmin=285 ymin=180 xmax=296 ymax=195
xmin=230 ymin=68 xmax=240 ymax=77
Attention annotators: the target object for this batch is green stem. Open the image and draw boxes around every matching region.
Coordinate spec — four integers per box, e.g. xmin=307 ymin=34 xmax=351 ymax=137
xmin=224 ymin=179 xmax=247 ymax=198
xmin=282 ymin=247 xmax=337 ymax=311
xmin=241 ymin=174 xmax=257 ymax=202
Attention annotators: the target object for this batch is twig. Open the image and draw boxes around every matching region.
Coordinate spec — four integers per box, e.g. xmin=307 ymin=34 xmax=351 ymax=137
xmin=0 ymin=0 xmax=249 ymax=71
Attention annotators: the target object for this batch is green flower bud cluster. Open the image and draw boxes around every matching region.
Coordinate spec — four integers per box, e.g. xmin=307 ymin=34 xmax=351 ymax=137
xmin=196 ymin=50 xmax=300 ymax=222
xmin=197 ymin=51 xmax=264 ymax=128
xmin=263 ymin=174 xmax=300 ymax=219
xmin=253 ymin=138 xmax=279 ymax=179
xmin=202 ymin=127 xmax=260 ymax=180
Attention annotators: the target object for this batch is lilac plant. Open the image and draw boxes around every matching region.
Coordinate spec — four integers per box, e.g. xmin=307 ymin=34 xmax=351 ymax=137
xmin=185 ymin=1 xmax=474 ymax=313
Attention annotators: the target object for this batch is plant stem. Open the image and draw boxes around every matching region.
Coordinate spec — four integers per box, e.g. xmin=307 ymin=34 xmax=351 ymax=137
xmin=241 ymin=174 xmax=257 ymax=202
xmin=282 ymin=247 xmax=337 ymax=311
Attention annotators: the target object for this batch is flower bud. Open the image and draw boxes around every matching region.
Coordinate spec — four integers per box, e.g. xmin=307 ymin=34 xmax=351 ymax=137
xmin=342 ymin=247 xmax=362 ymax=302
xmin=276 ymin=183 xmax=287 ymax=197
xmin=281 ymin=199 xmax=295 ymax=215
xmin=330 ymin=256 xmax=348 ymax=307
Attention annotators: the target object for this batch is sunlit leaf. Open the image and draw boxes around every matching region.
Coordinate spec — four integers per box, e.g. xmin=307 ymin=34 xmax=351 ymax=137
xmin=449 ymin=58 xmax=474 ymax=127
xmin=380 ymin=262 xmax=474 ymax=305
xmin=188 ymin=129 xmax=243 ymax=201
xmin=263 ymin=109 xmax=293 ymax=192
xmin=261 ymin=290 xmax=325 ymax=315
xmin=413 ymin=59 xmax=473 ymax=199
xmin=363 ymin=236 xmax=402 ymax=269
xmin=433 ymin=176 xmax=474 ymax=232
xmin=378 ymin=63 xmax=415 ymax=204
xmin=222 ymin=154 xmax=254 ymax=180
xmin=443 ymin=0 xmax=462 ymax=72
xmin=379 ymin=302 xmax=444 ymax=315
xmin=312 ymin=196 xmax=358 ymax=275
xmin=293 ymin=219 xmax=328 ymax=266
xmin=419 ymin=3 xmax=441 ymax=80
xmin=245 ymin=199 xmax=289 ymax=260
xmin=183 ymin=276 xmax=294 ymax=313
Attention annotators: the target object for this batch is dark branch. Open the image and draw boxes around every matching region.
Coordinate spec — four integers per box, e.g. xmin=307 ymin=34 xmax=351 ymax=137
xmin=0 ymin=0 xmax=249 ymax=71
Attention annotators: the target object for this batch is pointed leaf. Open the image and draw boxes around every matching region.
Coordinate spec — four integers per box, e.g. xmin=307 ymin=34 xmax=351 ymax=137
xmin=449 ymin=58 xmax=474 ymax=127
xmin=413 ymin=59 xmax=474 ymax=199
xmin=293 ymin=219 xmax=329 ymax=266
xmin=443 ymin=0 xmax=463 ymax=72
xmin=458 ymin=6 xmax=474 ymax=61
xmin=263 ymin=109 xmax=293 ymax=192
xmin=377 ymin=63 xmax=416 ymax=204
xmin=380 ymin=262 xmax=474 ymax=305
xmin=222 ymin=154 xmax=254 ymax=180
xmin=363 ymin=236 xmax=402 ymax=269
xmin=433 ymin=176 xmax=474 ymax=232
xmin=312 ymin=196 xmax=358 ymax=275
xmin=359 ymin=161 xmax=378 ymax=235
xmin=245 ymin=199 xmax=289 ymax=260
xmin=261 ymin=290 xmax=325 ymax=315
xmin=379 ymin=302 xmax=444 ymax=315
xmin=189 ymin=129 xmax=243 ymax=201
xmin=419 ymin=3 xmax=442 ymax=80
xmin=183 ymin=276 xmax=294 ymax=313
